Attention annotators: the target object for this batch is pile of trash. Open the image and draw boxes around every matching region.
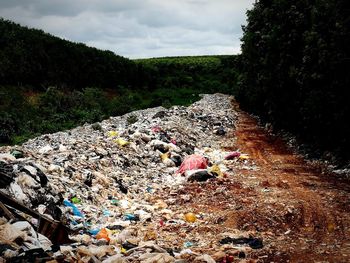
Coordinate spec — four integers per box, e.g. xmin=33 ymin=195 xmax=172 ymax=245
xmin=0 ymin=94 xmax=260 ymax=262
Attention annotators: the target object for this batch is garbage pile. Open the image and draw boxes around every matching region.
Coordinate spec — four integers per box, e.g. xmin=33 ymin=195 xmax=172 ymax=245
xmin=0 ymin=94 xmax=261 ymax=262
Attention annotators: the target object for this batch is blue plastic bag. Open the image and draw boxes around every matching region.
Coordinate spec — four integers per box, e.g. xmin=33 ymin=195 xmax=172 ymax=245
xmin=63 ymin=199 xmax=84 ymax=218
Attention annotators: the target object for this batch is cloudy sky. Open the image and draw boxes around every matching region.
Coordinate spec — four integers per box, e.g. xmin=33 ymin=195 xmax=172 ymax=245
xmin=0 ymin=0 xmax=255 ymax=59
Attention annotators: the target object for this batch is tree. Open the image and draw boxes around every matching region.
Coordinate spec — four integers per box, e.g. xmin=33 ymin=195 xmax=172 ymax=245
xmin=238 ymin=0 xmax=350 ymax=161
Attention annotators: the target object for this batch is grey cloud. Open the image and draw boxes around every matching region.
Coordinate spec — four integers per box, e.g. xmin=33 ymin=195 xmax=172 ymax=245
xmin=0 ymin=0 xmax=255 ymax=58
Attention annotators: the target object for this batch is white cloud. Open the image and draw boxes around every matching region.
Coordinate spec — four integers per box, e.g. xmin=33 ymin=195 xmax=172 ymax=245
xmin=0 ymin=0 xmax=255 ymax=58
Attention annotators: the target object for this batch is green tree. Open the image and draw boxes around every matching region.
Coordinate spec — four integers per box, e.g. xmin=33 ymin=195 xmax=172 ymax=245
xmin=238 ymin=0 xmax=350 ymax=161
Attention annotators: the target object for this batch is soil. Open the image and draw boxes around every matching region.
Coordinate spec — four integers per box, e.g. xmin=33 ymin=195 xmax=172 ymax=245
xmin=157 ymin=100 xmax=350 ymax=262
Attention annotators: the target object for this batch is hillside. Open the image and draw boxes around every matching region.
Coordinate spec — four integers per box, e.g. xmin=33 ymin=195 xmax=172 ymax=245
xmin=0 ymin=19 xmax=239 ymax=146
xmin=0 ymin=18 xmax=137 ymax=89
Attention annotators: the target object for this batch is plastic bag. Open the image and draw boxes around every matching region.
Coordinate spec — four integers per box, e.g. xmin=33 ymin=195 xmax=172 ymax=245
xmin=177 ymin=155 xmax=208 ymax=174
xmin=96 ymin=228 xmax=110 ymax=242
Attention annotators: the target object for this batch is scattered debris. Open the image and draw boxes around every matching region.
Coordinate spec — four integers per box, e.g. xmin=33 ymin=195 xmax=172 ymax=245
xmin=1 ymin=93 xmax=348 ymax=262
xmin=219 ymin=237 xmax=263 ymax=249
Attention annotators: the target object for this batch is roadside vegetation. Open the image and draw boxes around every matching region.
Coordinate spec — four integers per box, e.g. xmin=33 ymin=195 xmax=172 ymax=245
xmin=237 ymin=0 xmax=349 ymax=163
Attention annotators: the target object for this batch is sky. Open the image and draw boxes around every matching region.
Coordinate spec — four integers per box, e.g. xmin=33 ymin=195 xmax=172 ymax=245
xmin=0 ymin=0 xmax=255 ymax=59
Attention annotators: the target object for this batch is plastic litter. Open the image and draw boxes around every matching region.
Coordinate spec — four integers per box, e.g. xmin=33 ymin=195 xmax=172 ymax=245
xmin=139 ymin=252 xmax=175 ymax=263
xmin=187 ymin=170 xmax=215 ymax=182
xmin=209 ymin=164 xmax=224 ymax=177
xmin=102 ymin=254 xmax=127 ymax=263
xmin=219 ymin=237 xmax=263 ymax=249
xmin=0 ymin=94 xmax=243 ymax=262
xmin=71 ymin=197 xmax=81 ymax=204
xmin=10 ymin=150 xmax=24 ymax=159
xmin=183 ymin=241 xmax=194 ymax=248
xmin=108 ymin=131 xmax=119 ymax=137
xmin=215 ymin=126 xmax=226 ymax=136
xmin=177 ymin=154 xmax=208 ymax=175
xmin=224 ymin=152 xmax=241 ymax=160
xmin=239 ymin=154 xmax=249 ymax=160
xmin=124 ymin=214 xmax=139 ymax=221
xmin=184 ymin=213 xmax=197 ymax=223
xmin=115 ymin=138 xmax=130 ymax=147
xmin=96 ymin=228 xmax=111 ymax=243
xmin=196 ymin=254 xmax=216 ymax=263
xmin=63 ymin=200 xmax=84 ymax=218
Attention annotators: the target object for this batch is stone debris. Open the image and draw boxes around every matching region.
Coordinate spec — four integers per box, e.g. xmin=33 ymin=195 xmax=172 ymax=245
xmin=0 ymin=94 xmax=260 ymax=262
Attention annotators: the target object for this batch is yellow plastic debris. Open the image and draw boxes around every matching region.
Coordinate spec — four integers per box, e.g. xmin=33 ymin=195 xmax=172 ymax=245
xmin=115 ymin=138 xmax=129 ymax=147
xmin=184 ymin=212 xmax=197 ymax=223
xmin=209 ymin=164 xmax=224 ymax=177
xmin=120 ymin=247 xmax=127 ymax=254
xmin=160 ymin=152 xmax=170 ymax=162
xmin=108 ymin=131 xmax=118 ymax=137
xmin=239 ymin=154 xmax=250 ymax=160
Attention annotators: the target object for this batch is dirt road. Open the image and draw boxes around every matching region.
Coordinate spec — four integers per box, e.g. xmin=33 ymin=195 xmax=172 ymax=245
xmin=158 ymin=100 xmax=350 ymax=262
xmin=231 ymin=104 xmax=350 ymax=262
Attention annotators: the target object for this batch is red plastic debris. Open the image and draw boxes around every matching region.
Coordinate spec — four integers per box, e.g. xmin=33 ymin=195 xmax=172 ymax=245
xmin=177 ymin=154 xmax=208 ymax=174
xmin=224 ymin=152 xmax=241 ymax=160
xmin=159 ymin=219 xmax=165 ymax=227
xmin=151 ymin=126 xmax=162 ymax=133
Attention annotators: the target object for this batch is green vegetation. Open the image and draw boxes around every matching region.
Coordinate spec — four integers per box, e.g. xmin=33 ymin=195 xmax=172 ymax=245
xmin=0 ymin=18 xmax=138 ymax=89
xmin=135 ymin=55 xmax=238 ymax=95
xmin=237 ymin=0 xmax=350 ymax=162
xmin=0 ymin=85 xmax=198 ymax=145
xmin=0 ymin=18 xmax=239 ymax=144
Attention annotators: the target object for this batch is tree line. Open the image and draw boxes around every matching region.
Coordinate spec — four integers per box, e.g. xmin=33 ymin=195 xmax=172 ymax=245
xmin=238 ymin=0 xmax=350 ymax=163
xmin=0 ymin=18 xmax=140 ymax=89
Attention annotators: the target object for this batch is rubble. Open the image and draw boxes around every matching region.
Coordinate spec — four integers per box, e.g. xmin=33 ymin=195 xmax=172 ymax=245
xmin=3 ymin=93 xmax=347 ymax=262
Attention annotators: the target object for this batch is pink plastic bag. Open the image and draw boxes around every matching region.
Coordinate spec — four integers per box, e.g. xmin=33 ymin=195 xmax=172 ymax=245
xmin=177 ymin=154 xmax=208 ymax=174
